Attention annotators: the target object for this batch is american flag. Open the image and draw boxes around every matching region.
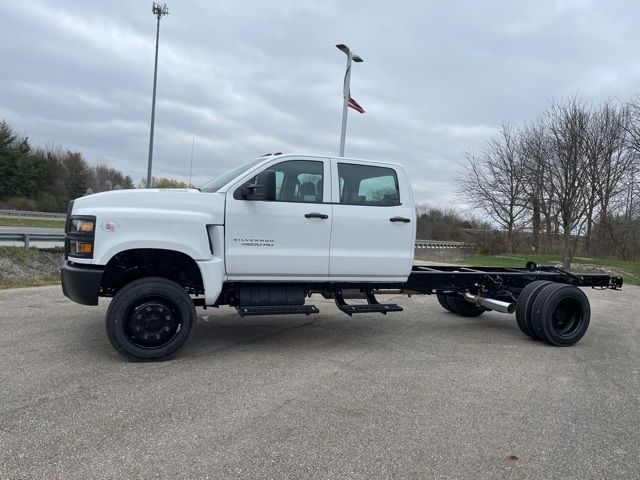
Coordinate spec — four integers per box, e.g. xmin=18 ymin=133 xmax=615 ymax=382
xmin=348 ymin=96 xmax=365 ymax=114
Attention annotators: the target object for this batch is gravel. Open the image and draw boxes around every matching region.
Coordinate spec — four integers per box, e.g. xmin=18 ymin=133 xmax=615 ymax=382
xmin=0 ymin=247 xmax=63 ymax=287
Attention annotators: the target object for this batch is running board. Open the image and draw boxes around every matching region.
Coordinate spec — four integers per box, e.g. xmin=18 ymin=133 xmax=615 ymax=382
xmin=236 ymin=305 xmax=320 ymax=317
xmin=337 ymin=303 xmax=403 ymax=316
xmin=334 ymin=289 xmax=403 ymax=316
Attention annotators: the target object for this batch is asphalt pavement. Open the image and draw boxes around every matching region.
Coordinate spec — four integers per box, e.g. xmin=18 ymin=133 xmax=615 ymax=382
xmin=0 ymin=285 xmax=638 ymax=479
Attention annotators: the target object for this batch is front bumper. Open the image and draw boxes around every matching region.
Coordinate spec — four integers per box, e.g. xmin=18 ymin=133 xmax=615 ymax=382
xmin=60 ymin=261 xmax=104 ymax=306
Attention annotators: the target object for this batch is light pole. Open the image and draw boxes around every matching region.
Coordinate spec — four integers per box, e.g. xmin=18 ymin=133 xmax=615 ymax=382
xmin=336 ymin=44 xmax=363 ymax=157
xmin=146 ymin=2 xmax=169 ymax=188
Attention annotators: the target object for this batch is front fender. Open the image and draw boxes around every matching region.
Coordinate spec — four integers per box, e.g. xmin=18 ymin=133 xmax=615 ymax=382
xmin=85 ymin=210 xmax=214 ymax=265
xmin=96 ymin=239 xmax=208 ymax=266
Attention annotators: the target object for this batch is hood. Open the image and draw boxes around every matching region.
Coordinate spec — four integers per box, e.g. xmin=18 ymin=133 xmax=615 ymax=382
xmin=71 ymin=188 xmax=226 ymax=225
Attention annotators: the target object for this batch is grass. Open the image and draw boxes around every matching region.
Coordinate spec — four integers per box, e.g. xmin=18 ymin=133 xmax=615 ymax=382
xmin=451 ymin=253 xmax=640 ymax=286
xmin=0 ymin=217 xmax=65 ymax=228
xmin=0 ymin=278 xmax=60 ymax=290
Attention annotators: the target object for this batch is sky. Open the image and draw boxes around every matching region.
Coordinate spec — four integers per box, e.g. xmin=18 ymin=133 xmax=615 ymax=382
xmin=1 ymin=0 xmax=640 ymax=206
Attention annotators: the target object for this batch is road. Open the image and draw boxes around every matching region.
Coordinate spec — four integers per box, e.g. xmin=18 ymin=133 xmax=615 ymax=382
xmin=0 ymin=285 xmax=638 ymax=479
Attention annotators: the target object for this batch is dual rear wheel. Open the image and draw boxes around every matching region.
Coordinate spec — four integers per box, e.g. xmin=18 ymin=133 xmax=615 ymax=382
xmin=515 ymin=281 xmax=590 ymax=346
xmin=437 ymin=282 xmax=591 ymax=347
xmin=436 ymin=293 xmax=486 ymax=317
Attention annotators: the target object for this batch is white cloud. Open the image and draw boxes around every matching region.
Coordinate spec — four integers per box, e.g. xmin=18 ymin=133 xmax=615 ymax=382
xmin=1 ymin=0 xmax=639 ymax=205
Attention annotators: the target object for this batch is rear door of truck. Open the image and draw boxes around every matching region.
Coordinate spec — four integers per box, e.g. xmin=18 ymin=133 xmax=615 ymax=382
xmin=328 ymin=159 xmax=415 ymax=280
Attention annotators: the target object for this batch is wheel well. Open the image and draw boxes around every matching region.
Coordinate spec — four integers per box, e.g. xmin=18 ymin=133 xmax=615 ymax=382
xmin=100 ymin=249 xmax=204 ymax=297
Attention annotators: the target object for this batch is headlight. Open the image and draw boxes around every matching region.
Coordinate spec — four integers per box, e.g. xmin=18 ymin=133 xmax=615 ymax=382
xmin=70 ymin=218 xmax=95 ymax=233
xmin=65 ymin=215 xmax=96 ymax=259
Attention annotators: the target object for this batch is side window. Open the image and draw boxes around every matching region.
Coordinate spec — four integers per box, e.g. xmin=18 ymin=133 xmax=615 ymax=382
xmin=338 ymin=163 xmax=400 ymax=206
xmin=270 ymin=160 xmax=324 ymax=203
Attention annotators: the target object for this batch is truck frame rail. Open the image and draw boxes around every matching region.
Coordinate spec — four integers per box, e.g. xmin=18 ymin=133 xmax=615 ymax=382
xmin=403 ymin=263 xmax=623 ymax=293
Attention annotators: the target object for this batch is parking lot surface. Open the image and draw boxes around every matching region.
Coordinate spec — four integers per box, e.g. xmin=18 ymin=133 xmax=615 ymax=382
xmin=1 ymin=285 xmax=638 ymax=479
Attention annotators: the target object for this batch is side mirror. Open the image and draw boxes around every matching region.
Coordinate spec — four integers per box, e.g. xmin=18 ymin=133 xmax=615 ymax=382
xmin=241 ymin=169 xmax=276 ymax=201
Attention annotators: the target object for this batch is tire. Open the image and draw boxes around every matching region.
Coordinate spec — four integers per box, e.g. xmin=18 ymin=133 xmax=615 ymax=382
xmin=530 ymin=284 xmax=591 ymax=347
xmin=447 ymin=294 xmax=486 ymax=317
xmin=437 ymin=294 xmax=453 ymax=312
xmin=444 ymin=294 xmax=461 ymax=314
xmin=106 ymin=277 xmax=197 ymax=361
xmin=515 ymin=280 xmax=552 ymax=339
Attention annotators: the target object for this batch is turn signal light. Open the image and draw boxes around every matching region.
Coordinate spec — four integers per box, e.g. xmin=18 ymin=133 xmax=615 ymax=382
xmin=69 ymin=240 xmax=93 ymax=256
xmin=78 ymin=242 xmax=93 ymax=254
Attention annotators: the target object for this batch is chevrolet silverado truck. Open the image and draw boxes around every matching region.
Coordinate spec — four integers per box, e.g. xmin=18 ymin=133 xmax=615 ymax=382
xmin=60 ymin=153 xmax=623 ymax=361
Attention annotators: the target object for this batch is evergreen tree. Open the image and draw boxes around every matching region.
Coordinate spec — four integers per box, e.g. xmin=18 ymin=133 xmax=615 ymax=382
xmin=0 ymin=120 xmax=18 ymax=199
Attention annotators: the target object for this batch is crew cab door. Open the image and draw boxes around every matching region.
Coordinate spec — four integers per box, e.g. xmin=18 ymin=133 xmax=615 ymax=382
xmin=225 ymin=157 xmax=332 ymax=280
xmin=329 ymin=160 xmax=415 ymax=280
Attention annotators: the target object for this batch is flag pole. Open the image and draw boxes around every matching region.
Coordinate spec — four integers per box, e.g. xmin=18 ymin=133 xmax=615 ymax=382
xmin=336 ymin=44 xmax=363 ymax=157
xmin=339 ymin=52 xmax=352 ymax=157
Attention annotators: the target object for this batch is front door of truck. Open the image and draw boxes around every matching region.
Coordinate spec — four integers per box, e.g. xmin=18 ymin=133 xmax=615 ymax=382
xmin=225 ymin=157 xmax=332 ymax=280
xmin=329 ymin=160 xmax=415 ymax=281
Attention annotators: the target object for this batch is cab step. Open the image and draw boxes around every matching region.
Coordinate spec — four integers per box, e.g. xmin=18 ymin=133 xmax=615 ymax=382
xmin=334 ymin=289 xmax=403 ymax=316
xmin=236 ymin=305 xmax=320 ymax=317
xmin=337 ymin=303 xmax=403 ymax=315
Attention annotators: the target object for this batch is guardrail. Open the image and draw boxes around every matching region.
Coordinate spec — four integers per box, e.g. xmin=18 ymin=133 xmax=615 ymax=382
xmin=0 ymin=209 xmax=66 ymax=219
xmin=0 ymin=233 xmax=65 ymax=248
xmin=0 ymin=233 xmax=473 ymax=251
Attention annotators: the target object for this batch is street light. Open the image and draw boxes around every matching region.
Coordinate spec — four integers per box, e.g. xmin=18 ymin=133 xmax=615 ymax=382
xmin=146 ymin=2 xmax=169 ymax=188
xmin=336 ymin=44 xmax=363 ymax=157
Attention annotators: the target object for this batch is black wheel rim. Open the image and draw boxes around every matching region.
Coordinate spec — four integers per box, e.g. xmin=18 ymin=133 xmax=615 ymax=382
xmin=551 ymin=298 xmax=582 ymax=337
xmin=125 ymin=297 xmax=182 ymax=348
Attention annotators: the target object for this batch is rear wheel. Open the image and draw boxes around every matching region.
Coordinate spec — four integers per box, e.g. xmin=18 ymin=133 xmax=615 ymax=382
xmin=436 ymin=293 xmax=453 ymax=312
xmin=446 ymin=294 xmax=486 ymax=317
xmin=106 ymin=277 xmax=197 ymax=361
xmin=515 ymin=280 xmax=552 ymax=339
xmin=530 ymin=284 xmax=591 ymax=346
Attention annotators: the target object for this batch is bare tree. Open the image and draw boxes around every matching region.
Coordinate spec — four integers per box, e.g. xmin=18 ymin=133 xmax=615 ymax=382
xmin=544 ymin=98 xmax=590 ymax=268
xmin=583 ymin=100 xmax=633 ymax=256
xmin=520 ymin=118 xmax=555 ymax=252
xmin=458 ymin=124 xmax=528 ymax=253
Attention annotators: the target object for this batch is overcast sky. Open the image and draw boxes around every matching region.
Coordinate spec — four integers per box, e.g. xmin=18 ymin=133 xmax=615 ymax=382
xmin=1 ymin=0 xmax=639 ymax=205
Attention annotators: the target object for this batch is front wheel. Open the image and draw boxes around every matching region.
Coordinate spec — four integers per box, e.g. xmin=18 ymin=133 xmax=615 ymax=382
xmin=106 ymin=277 xmax=197 ymax=361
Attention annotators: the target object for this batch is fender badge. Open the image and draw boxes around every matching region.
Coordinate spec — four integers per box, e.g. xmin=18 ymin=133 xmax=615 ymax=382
xmin=100 ymin=220 xmax=119 ymax=232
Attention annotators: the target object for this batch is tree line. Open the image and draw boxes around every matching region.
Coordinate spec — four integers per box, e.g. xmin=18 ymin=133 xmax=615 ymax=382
xmin=459 ymin=96 xmax=640 ymax=265
xmin=0 ymin=120 xmax=188 ymax=212
xmin=415 ymin=204 xmax=491 ymax=242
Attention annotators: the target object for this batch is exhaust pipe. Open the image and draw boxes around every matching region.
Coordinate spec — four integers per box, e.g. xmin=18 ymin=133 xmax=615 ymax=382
xmin=463 ymin=292 xmax=516 ymax=314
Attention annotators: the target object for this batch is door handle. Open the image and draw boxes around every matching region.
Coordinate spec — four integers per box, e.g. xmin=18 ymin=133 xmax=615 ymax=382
xmin=305 ymin=212 xmax=329 ymax=219
xmin=389 ymin=216 xmax=411 ymax=223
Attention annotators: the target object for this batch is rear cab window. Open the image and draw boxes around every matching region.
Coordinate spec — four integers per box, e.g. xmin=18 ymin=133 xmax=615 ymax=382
xmin=337 ymin=163 xmax=401 ymax=206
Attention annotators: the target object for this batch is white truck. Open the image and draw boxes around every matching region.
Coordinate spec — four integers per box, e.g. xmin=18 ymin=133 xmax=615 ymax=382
xmin=60 ymin=153 xmax=622 ymax=361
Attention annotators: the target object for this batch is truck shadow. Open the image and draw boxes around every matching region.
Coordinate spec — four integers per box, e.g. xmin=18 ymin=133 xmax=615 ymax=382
xmin=185 ymin=310 xmax=533 ymax=359
xmin=71 ymin=308 xmax=536 ymax=362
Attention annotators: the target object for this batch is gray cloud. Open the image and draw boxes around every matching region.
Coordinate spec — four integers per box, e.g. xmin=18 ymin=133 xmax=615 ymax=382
xmin=1 ymin=0 xmax=639 ymax=202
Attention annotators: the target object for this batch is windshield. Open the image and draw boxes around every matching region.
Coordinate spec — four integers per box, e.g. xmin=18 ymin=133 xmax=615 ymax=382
xmin=200 ymin=159 xmax=264 ymax=193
